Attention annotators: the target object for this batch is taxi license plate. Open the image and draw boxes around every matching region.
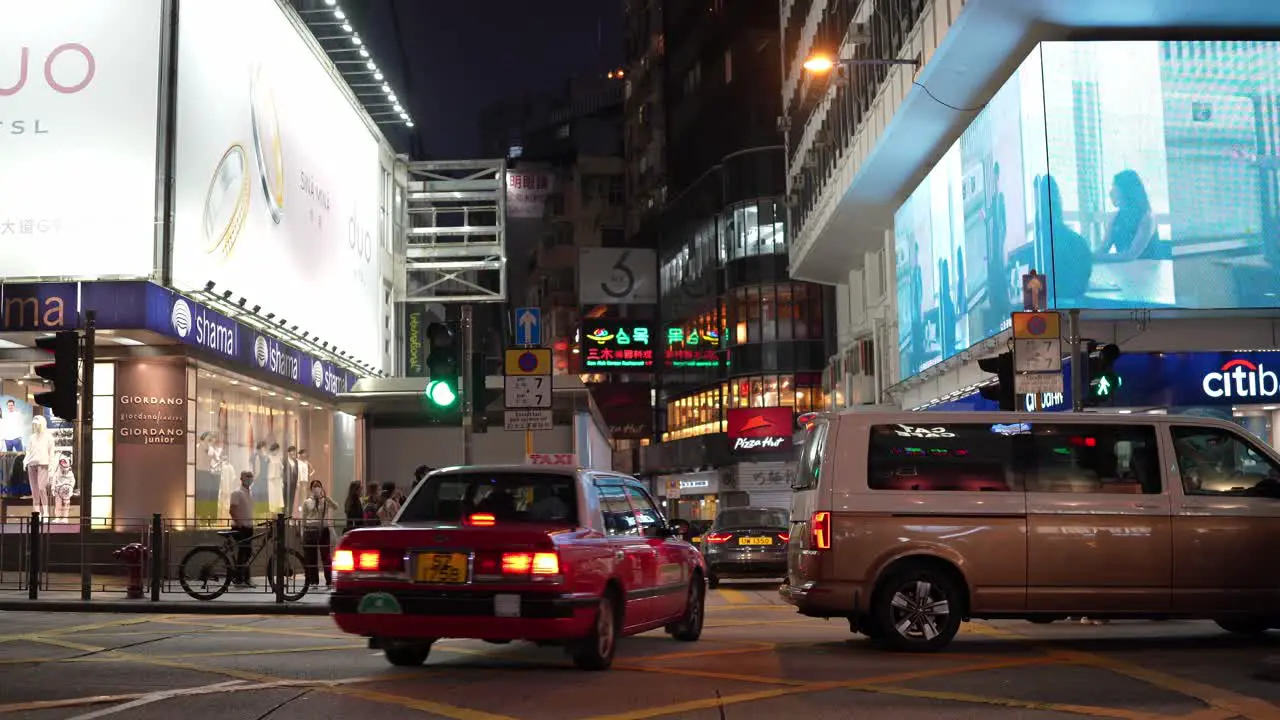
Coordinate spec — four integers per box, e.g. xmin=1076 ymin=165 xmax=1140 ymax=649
xmin=414 ymin=553 xmax=469 ymax=584
xmin=738 ymin=537 xmax=772 ymax=546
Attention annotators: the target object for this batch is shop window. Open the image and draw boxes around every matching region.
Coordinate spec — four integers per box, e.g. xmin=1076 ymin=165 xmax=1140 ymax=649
xmin=90 ymin=362 xmax=115 ymax=527
xmin=745 ymin=287 xmax=761 ymax=344
xmin=193 ymin=367 xmax=333 ymax=525
xmin=868 ymin=423 xmax=1020 ymax=492
xmin=1027 ymin=424 xmax=1162 ymax=495
xmin=1171 ymin=425 xmax=1280 ymax=497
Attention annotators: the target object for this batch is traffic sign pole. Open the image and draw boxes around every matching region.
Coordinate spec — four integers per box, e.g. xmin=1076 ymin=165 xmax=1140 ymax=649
xmin=462 ymin=305 xmax=474 ymax=465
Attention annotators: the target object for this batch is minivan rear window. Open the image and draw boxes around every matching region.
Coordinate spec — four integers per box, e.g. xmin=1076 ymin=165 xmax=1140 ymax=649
xmin=400 ymin=472 xmax=578 ymax=525
xmin=793 ymin=420 xmax=828 ymax=490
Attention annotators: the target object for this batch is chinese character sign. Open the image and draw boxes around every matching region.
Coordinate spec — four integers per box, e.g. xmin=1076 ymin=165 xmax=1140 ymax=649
xmin=580 ymin=323 xmax=656 ymax=370
xmin=663 ymin=326 xmax=721 ymax=368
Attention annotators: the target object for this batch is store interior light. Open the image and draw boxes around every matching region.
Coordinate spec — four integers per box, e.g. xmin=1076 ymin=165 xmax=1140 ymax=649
xmin=324 ymin=0 xmax=336 ymax=5
xmin=366 ymin=61 xmax=376 ymax=71
xmin=334 ymin=8 xmax=345 ymax=20
xmin=382 ymin=83 xmax=391 ymax=94
xmin=359 ymin=47 xmax=369 ymax=58
xmin=406 ymin=120 xmax=414 ymax=127
xmin=393 ymin=103 xmax=403 ymax=112
xmin=352 ymin=35 xmax=362 ymax=46
xmin=374 ymin=71 xmax=383 ymax=80
xmin=341 ymin=22 xmax=351 ymax=32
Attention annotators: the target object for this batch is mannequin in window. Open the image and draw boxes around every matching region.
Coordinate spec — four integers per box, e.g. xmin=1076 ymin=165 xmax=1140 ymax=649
xmin=24 ymin=415 xmax=54 ymax=519
xmin=51 ymin=455 xmax=76 ymax=522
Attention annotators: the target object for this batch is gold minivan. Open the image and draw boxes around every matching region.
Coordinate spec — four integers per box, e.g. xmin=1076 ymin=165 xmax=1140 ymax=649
xmin=781 ymin=411 xmax=1280 ymax=652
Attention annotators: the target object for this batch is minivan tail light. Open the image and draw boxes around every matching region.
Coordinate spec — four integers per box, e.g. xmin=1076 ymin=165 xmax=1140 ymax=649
xmin=811 ymin=511 xmax=831 ymax=550
xmin=777 ymin=532 xmax=790 ymax=543
xmin=705 ymin=532 xmax=733 ymax=544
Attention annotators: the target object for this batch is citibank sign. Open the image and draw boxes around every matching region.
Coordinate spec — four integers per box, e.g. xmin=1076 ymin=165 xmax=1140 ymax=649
xmin=1202 ymin=359 xmax=1280 ymax=399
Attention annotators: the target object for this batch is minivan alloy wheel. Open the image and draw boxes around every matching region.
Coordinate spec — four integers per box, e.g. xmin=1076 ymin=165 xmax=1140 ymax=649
xmin=890 ymin=580 xmax=950 ymax=641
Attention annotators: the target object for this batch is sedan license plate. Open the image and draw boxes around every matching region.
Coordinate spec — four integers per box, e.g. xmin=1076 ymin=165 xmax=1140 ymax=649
xmin=414 ymin=553 xmax=469 ymax=584
xmin=738 ymin=536 xmax=772 ymax=546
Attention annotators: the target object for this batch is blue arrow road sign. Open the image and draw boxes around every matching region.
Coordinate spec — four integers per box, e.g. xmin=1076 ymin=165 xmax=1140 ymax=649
xmin=515 ymin=307 xmax=541 ymax=346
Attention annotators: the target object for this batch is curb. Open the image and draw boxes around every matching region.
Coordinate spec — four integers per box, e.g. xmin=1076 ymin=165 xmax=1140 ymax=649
xmin=0 ymin=600 xmax=330 ymax=616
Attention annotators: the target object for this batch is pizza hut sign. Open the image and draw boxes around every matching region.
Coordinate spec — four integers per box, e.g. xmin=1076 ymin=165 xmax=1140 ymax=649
xmin=727 ymin=408 xmax=794 ymax=455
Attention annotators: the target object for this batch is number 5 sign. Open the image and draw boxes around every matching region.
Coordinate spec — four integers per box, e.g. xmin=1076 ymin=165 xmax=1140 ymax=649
xmin=578 ymin=248 xmax=658 ymax=305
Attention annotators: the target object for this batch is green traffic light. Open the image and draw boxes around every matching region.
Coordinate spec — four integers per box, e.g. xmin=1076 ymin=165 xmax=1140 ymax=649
xmin=426 ymin=380 xmax=458 ymax=407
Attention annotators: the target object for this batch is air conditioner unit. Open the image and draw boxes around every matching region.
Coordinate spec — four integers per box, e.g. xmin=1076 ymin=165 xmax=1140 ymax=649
xmin=848 ymin=22 xmax=872 ymax=44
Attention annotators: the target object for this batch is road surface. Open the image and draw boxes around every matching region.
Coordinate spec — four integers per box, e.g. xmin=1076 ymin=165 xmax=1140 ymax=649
xmin=1 ymin=582 xmax=1278 ymax=719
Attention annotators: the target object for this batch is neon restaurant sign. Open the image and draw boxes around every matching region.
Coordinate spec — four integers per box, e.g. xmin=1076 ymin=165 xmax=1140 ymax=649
xmin=663 ymin=326 xmax=720 ymax=368
xmin=580 ymin=323 xmax=655 ymax=370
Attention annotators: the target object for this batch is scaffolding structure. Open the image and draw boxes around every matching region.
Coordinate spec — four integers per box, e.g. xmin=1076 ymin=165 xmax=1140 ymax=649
xmin=404 ymin=160 xmax=508 ymax=303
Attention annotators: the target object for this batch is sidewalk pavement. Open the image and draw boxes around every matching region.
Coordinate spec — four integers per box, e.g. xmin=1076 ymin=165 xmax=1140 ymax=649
xmin=0 ymin=573 xmax=331 ymax=615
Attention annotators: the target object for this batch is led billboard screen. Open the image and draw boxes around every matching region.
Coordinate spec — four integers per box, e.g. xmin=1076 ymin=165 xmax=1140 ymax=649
xmin=896 ymin=41 xmax=1280 ymax=377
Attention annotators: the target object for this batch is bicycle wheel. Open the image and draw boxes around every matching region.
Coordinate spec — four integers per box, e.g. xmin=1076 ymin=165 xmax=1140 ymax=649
xmin=266 ymin=549 xmax=312 ymax=601
xmin=178 ymin=545 xmax=233 ymax=600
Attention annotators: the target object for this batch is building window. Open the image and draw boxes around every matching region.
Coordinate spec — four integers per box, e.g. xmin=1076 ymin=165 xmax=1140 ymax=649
xmin=664 ymin=384 xmax=727 ymax=441
xmin=723 ymin=199 xmax=787 ymax=262
xmin=729 ymin=283 xmax=823 ymax=346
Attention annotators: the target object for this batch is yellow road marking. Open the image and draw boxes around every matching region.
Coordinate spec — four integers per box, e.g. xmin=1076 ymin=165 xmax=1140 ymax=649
xmin=1059 ymin=650 xmax=1280 ymax=720
xmin=703 ymin=617 xmax=816 ymax=629
xmin=324 ymin=685 xmax=519 ymax=720
xmin=616 ymin=663 xmax=807 ymax=687
xmin=965 ymin=622 xmax=1280 ymax=720
xmin=0 ymin=673 xmax=427 ymax=715
xmin=71 ymin=644 xmax=367 ymax=661
xmin=632 ymin=642 xmax=776 ymax=663
xmin=0 ymin=615 xmax=164 ymax=643
xmin=860 ymin=684 xmax=1166 ymax=720
xmin=716 ymin=589 xmax=750 ymax=604
xmin=580 ymin=655 xmax=1064 ymax=720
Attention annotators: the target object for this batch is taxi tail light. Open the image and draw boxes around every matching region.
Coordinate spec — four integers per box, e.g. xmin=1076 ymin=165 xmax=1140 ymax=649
xmin=501 ymin=551 xmax=560 ymax=576
xmin=333 ymin=548 xmax=402 ymax=574
xmin=811 ymin=511 xmax=831 ymax=550
xmin=705 ymin=532 xmax=732 ymax=544
xmin=468 ymin=513 xmax=496 ymax=527
xmin=333 ymin=549 xmax=355 ymax=572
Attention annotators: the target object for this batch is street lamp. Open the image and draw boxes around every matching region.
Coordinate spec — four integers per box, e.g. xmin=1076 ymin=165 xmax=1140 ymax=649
xmin=802 ymin=52 xmax=920 ymax=73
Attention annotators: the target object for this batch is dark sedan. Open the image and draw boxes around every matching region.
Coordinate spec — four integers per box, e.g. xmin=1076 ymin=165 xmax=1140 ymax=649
xmin=701 ymin=507 xmax=790 ymax=588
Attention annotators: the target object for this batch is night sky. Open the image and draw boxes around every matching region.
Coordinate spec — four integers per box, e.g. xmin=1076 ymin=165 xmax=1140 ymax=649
xmin=354 ymin=0 xmax=624 ymax=159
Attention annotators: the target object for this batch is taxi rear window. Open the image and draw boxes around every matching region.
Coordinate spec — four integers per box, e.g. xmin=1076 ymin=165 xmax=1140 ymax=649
xmin=401 ymin=472 xmax=578 ymax=525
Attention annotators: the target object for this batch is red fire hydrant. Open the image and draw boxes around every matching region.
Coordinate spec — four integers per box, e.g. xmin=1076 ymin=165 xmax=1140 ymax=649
xmin=113 ymin=543 xmax=148 ymax=599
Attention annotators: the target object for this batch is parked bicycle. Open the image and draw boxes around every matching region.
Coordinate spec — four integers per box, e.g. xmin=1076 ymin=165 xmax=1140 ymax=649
xmin=177 ymin=520 xmax=310 ymax=601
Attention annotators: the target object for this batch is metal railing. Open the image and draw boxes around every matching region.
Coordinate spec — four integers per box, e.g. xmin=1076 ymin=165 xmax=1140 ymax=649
xmin=0 ymin=512 xmax=363 ymax=604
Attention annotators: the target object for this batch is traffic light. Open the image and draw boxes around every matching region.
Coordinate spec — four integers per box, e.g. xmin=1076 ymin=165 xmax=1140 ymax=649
xmin=978 ymin=351 xmax=1016 ymax=411
xmin=1085 ymin=343 xmax=1121 ymax=407
xmin=425 ymin=322 xmax=459 ymax=408
xmin=33 ymin=331 xmax=80 ymax=423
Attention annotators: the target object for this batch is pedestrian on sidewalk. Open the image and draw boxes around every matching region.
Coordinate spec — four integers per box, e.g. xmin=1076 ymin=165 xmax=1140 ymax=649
xmin=229 ymin=471 xmax=255 ymax=587
xmin=301 ymin=479 xmax=339 ymax=590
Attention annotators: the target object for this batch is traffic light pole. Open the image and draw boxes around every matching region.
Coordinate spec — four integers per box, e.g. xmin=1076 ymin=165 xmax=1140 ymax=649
xmin=1069 ymin=309 xmax=1084 ymax=412
xmin=461 ymin=304 xmax=474 ymax=465
xmin=79 ymin=311 xmax=96 ymax=601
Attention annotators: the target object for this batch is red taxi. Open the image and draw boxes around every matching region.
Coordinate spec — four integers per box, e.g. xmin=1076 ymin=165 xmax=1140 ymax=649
xmin=330 ymin=466 xmax=706 ymax=670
